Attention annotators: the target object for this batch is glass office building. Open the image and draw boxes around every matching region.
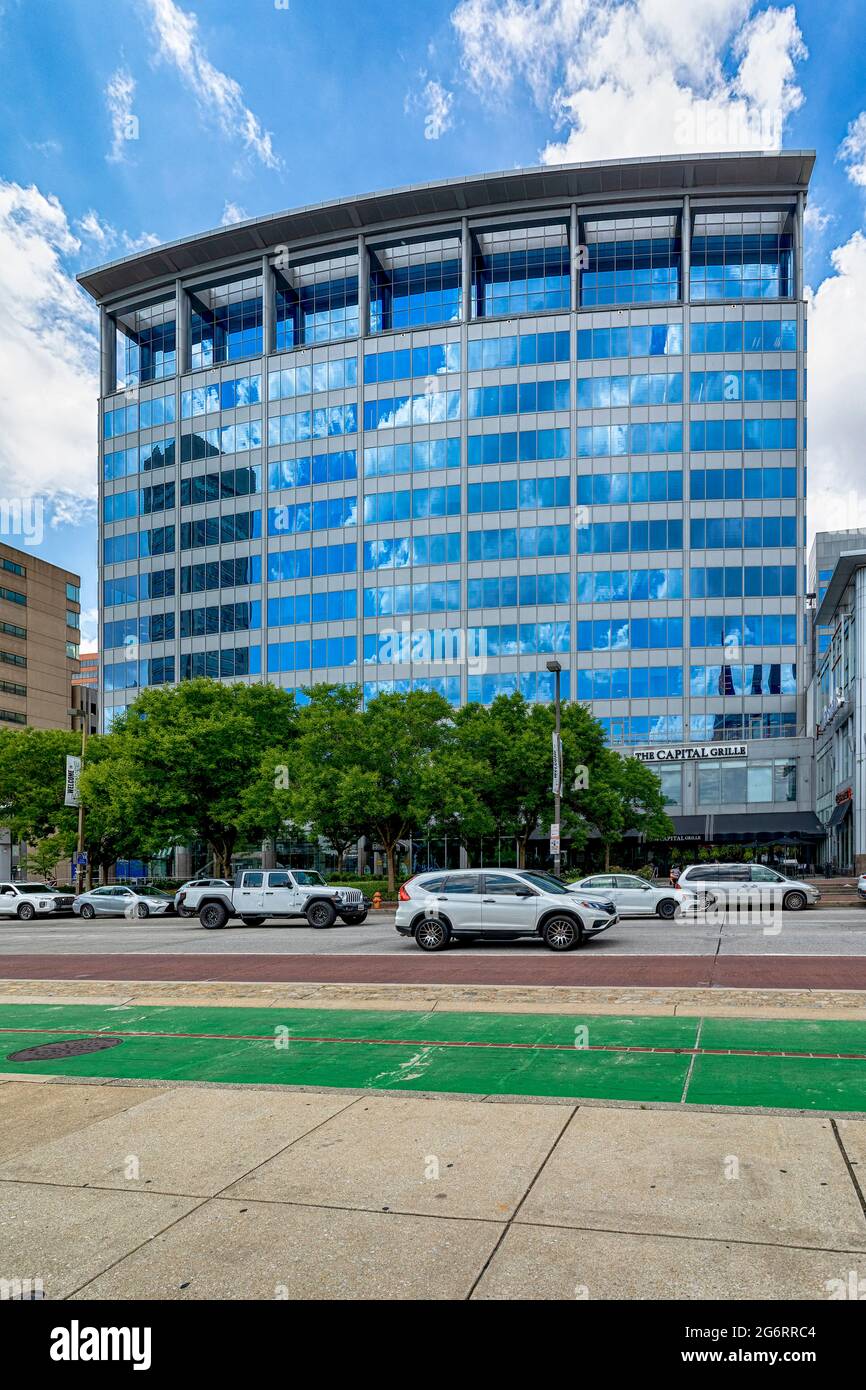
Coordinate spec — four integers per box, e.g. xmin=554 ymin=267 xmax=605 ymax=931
xmin=80 ymin=152 xmax=819 ymax=849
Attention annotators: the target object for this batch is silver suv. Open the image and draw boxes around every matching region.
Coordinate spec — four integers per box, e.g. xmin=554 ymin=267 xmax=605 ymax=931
xmin=395 ymin=869 xmax=617 ymax=951
xmin=677 ymin=863 xmax=821 ymax=912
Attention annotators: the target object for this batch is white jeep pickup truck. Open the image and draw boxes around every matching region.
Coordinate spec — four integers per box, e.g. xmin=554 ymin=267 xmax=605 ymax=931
xmin=183 ymin=869 xmax=370 ymax=930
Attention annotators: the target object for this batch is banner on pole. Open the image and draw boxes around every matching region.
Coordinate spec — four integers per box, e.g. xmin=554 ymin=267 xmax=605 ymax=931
xmin=551 ymin=734 xmax=563 ymax=796
xmin=64 ymin=755 xmax=81 ymax=808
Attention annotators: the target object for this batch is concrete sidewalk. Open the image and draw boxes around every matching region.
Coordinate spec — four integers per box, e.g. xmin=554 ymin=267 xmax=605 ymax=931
xmin=2 ymin=1074 xmax=866 ymax=1300
xmin=2 ymin=979 xmax=866 ymax=1300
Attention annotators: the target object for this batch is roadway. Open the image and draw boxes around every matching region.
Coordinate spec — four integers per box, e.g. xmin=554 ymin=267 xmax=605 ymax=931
xmin=3 ymin=908 xmax=866 ymax=988
xmin=0 ymin=907 xmax=865 ymax=956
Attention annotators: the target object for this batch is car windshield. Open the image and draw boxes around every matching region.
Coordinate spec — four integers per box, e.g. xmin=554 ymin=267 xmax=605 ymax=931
xmin=19 ymin=884 xmax=52 ymax=894
xmin=139 ymin=888 xmax=172 ymax=898
xmin=528 ymin=870 xmax=567 ymax=888
xmin=293 ymin=871 xmax=325 ymax=886
xmin=519 ymin=872 xmax=570 ymax=895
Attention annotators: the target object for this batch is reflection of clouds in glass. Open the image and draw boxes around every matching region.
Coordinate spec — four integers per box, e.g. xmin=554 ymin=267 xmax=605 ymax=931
xmin=611 ymin=622 xmax=629 ymax=651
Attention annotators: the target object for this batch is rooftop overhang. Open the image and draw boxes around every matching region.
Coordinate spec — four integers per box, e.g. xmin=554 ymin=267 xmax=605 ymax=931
xmin=814 ymin=549 xmax=866 ymax=626
xmin=77 ymin=149 xmax=815 ymax=305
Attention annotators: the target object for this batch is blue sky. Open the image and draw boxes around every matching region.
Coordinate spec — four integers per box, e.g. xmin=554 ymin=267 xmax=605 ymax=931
xmin=1 ymin=0 xmax=866 ymax=645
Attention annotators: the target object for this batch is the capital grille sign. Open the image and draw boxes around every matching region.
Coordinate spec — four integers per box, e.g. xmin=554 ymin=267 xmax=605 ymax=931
xmin=633 ymin=744 xmax=748 ymax=764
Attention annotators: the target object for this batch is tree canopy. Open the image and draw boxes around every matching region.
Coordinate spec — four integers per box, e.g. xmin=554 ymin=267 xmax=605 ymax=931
xmin=1 ymin=681 xmax=673 ymax=885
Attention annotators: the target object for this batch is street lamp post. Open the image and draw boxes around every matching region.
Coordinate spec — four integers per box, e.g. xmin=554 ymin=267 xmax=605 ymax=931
xmin=546 ymin=659 xmax=562 ymax=878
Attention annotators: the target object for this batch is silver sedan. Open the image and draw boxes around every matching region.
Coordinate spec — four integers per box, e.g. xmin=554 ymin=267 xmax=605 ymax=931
xmin=73 ymin=886 xmax=175 ymax=919
xmin=568 ymin=873 xmax=704 ymax=920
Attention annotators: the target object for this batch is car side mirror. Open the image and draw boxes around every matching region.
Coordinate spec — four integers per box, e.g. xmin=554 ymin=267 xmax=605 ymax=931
xmin=516 ymin=888 xmax=534 ymax=897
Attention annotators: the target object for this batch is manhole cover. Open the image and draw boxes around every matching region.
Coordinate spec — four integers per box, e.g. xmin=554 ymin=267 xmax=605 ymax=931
xmin=7 ymin=1037 xmax=124 ymax=1062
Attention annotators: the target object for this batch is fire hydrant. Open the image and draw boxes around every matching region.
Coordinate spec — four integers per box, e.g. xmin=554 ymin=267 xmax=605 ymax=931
xmin=372 ymin=890 xmax=382 ymax=910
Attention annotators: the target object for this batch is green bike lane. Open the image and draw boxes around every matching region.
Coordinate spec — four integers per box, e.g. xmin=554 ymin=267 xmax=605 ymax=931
xmin=1 ymin=1002 xmax=865 ymax=1112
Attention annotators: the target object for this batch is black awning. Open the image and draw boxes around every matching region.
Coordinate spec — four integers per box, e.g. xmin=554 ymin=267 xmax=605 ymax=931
xmin=828 ymin=800 xmax=852 ymax=828
xmin=712 ymin=811 xmax=826 ymax=843
xmin=667 ymin=815 xmax=709 ymax=841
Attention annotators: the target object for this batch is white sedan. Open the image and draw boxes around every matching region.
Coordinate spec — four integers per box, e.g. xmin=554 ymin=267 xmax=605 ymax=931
xmin=568 ymin=873 xmax=702 ymax=920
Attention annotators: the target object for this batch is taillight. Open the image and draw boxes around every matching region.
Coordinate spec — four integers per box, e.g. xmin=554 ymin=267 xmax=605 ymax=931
xmin=398 ymin=883 xmax=411 ymax=901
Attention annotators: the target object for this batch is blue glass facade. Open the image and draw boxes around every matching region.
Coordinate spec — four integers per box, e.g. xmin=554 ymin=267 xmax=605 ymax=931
xmin=87 ymin=155 xmax=813 ymax=830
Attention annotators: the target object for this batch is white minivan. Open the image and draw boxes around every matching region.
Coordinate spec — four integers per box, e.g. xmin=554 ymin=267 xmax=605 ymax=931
xmin=677 ymin=863 xmax=821 ymax=912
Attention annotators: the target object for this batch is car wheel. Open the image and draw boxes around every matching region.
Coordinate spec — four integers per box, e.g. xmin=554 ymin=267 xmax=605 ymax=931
xmin=200 ymin=902 xmax=228 ymax=930
xmin=340 ymin=911 xmax=368 ymax=925
xmin=16 ymin=902 xmax=36 ymax=921
xmin=657 ymin=898 xmax=678 ymax=920
xmin=241 ymin=916 xmax=266 ymax=926
xmin=783 ymin=890 xmax=807 ymax=912
xmin=415 ymin=917 xmax=451 ymax=951
xmin=543 ymin=915 xmax=581 ymax=951
xmin=79 ymin=903 xmax=95 ymax=920
xmin=134 ymin=903 xmax=149 ymax=918
xmin=306 ymin=900 xmax=337 ymax=929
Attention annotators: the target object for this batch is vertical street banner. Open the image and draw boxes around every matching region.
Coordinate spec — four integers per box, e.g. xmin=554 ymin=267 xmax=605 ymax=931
xmin=64 ymin=755 xmax=81 ymax=808
xmin=552 ymin=733 xmax=563 ymax=796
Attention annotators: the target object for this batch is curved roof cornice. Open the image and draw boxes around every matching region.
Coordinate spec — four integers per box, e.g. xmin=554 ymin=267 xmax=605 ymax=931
xmin=78 ymin=150 xmax=815 ymax=304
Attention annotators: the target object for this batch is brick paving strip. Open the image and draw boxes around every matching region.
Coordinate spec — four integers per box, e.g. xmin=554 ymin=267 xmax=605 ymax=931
xmin=5 ymin=951 xmax=866 ymax=991
xmin=1 ymin=976 xmax=866 ymax=1019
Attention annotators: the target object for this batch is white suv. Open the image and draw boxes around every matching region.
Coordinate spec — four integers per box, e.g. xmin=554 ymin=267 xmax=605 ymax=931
xmin=395 ymin=869 xmax=617 ymax=951
xmin=677 ymin=863 xmax=821 ymax=912
xmin=0 ymin=882 xmax=61 ymax=920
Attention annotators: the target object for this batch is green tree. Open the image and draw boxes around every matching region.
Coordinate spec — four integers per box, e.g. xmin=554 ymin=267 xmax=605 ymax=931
xmin=0 ymin=727 xmax=79 ymax=843
xmin=87 ymin=680 xmax=299 ymax=876
xmin=25 ymin=832 xmax=73 ymax=882
xmin=284 ymin=685 xmax=370 ymax=871
xmin=453 ymin=694 xmax=609 ymax=867
xmin=577 ymin=749 xmax=674 ymax=870
xmin=79 ymin=737 xmax=153 ymax=884
xmin=338 ymin=689 xmax=458 ymax=891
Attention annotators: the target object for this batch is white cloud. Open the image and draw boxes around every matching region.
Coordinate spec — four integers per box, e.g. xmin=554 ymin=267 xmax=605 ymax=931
xmin=76 ymin=209 xmax=114 ymax=246
xmin=222 ymin=200 xmax=247 ymax=225
xmin=0 ymin=182 xmax=98 ymax=526
xmin=105 ymin=67 xmax=138 ymax=164
xmin=122 ymin=229 xmax=161 ymax=251
xmin=449 ymin=0 xmax=807 ymax=161
xmin=30 ymin=139 xmax=62 ymax=158
xmin=839 ymin=111 xmax=866 ymax=188
xmin=144 ymin=0 xmax=281 ymax=169
xmin=76 ymin=210 xmax=160 ymax=254
xmin=79 ymin=610 xmax=99 ymax=651
xmin=806 ymin=231 xmax=866 ymax=542
xmin=804 ymin=204 xmax=832 ymax=236
xmin=405 ymin=74 xmax=455 ymax=140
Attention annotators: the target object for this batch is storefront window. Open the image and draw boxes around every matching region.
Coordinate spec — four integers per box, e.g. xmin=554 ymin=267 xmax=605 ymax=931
xmin=697 ymin=764 xmax=721 ymax=805
xmin=747 ymin=764 xmax=773 ymax=802
xmin=698 ymin=759 xmax=797 ymax=805
xmin=656 ymin=765 xmax=682 ymax=806
xmin=721 ymin=763 xmax=747 ymax=803
xmin=774 ymin=759 xmax=797 ymax=802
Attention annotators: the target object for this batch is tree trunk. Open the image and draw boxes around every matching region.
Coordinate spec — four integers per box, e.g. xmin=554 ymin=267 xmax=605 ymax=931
xmin=604 ymin=841 xmax=611 ymax=871
xmin=385 ymin=842 xmax=397 ymax=894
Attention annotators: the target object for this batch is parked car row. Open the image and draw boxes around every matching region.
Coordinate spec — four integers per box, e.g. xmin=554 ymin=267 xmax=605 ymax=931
xmin=394 ymin=861 xmax=823 ymax=951
xmin=0 ymin=862 xmax=823 ymax=932
xmin=0 ymin=871 xmax=372 ymax=928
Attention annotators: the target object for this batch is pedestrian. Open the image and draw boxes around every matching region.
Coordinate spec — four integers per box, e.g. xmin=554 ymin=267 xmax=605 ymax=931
xmin=669 ymin=863 xmax=681 ymax=887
